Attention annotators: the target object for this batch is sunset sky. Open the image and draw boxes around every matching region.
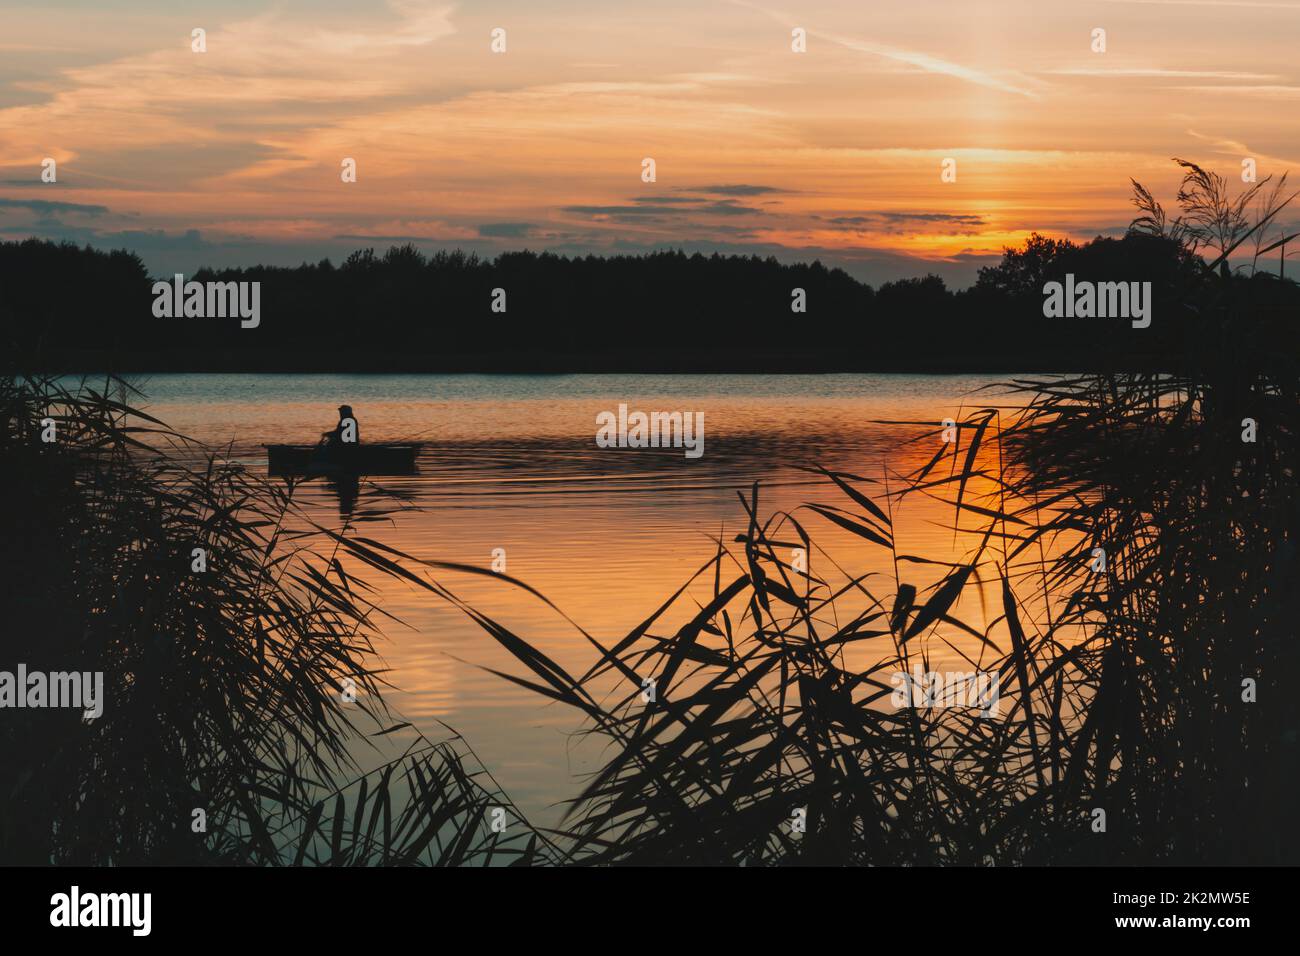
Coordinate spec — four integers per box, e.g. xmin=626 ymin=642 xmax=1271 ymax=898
xmin=2 ymin=0 xmax=1298 ymax=285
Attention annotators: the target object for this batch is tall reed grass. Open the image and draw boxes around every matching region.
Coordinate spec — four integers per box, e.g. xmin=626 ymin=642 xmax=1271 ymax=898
xmin=428 ymin=161 xmax=1299 ymax=864
xmin=3 ymin=161 xmax=1294 ymax=865
xmin=0 ymin=374 xmax=555 ymax=865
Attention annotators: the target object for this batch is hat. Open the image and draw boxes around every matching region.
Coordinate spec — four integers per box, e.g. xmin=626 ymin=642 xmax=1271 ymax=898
xmin=338 ymin=405 xmax=353 ymax=416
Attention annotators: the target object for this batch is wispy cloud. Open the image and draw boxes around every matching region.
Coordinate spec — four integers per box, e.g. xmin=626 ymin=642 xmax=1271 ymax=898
xmin=0 ymin=197 xmax=109 ymax=216
xmin=0 ymin=1 xmax=458 ymax=171
xmin=817 ymin=211 xmax=988 ymax=236
xmin=563 ymin=199 xmax=765 ymax=221
xmin=689 ymin=184 xmax=790 ymax=196
xmin=1047 ymin=69 xmax=1279 ymax=79
xmin=730 ymin=0 xmax=1042 ymax=98
xmin=1097 ymin=0 xmax=1300 ymax=8
xmin=1186 ymin=129 xmax=1300 ymax=168
xmin=810 ymin=30 xmax=1040 ymax=98
xmin=1172 ymin=85 xmax=1300 ymax=97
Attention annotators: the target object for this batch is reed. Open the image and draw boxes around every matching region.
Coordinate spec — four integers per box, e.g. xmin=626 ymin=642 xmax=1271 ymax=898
xmin=3 ymin=160 xmax=1294 ymax=865
xmin=0 ymin=372 xmax=553 ymax=865
xmin=430 ymin=161 xmax=1299 ymax=864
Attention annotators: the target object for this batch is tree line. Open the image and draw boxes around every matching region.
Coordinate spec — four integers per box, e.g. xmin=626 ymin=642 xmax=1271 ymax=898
xmin=2 ymin=233 xmax=1295 ymax=371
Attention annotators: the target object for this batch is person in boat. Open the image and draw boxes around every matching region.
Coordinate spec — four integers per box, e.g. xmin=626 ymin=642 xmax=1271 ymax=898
xmin=320 ymin=405 xmax=359 ymax=452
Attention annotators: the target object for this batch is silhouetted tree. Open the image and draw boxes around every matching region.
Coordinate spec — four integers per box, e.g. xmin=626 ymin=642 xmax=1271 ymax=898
xmin=2 ymin=234 xmax=1295 ymax=372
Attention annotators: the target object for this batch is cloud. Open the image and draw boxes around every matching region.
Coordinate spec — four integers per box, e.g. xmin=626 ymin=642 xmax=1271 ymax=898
xmin=0 ymin=215 xmax=206 ymax=251
xmin=563 ymin=200 xmax=765 ymax=221
xmin=690 ymin=184 xmax=790 ymax=197
xmin=0 ymin=197 xmax=110 ymax=216
xmin=334 ymin=233 xmax=448 ymax=242
xmin=100 ymin=228 xmax=206 ymax=250
xmin=478 ymin=222 xmax=538 ymax=238
xmin=815 ymin=31 xmax=1040 ymax=98
xmin=1047 ymin=69 xmax=1279 ymax=79
xmin=1184 ymin=129 xmax=1300 ymax=169
xmin=306 ymin=0 xmax=457 ymax=55
xmin=730 ymin=0 xmax=1041 ymax=98
xmin=0 ymin=1 xmax=458 ymax=176
xmin=564 ymin=204 xmax=677 ymax=218
xmin=878 ymin=212 xmax=986 ymax=225
xmin=1097 ymin=0 xmax=1300 ymax=7
xmin=1172 ymin=85 xmax=1300 ymax=97
xmin=631 ymin=196 xmax=706 ymax=205
xmin=817 ymin=211 xmax=988 ymax=234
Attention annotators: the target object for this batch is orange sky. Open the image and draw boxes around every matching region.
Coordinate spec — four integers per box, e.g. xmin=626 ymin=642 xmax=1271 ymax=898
xmin=2 ymin=0 xmax=1298 ymax=285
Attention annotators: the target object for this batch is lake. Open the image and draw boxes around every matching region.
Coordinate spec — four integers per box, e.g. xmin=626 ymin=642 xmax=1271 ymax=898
xmin=119 ymin=372 xmax=1015 ymax=827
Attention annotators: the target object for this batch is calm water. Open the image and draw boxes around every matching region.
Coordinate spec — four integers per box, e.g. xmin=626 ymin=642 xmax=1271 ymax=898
xmin=120 ymin=372 xmax=1015 ymax=826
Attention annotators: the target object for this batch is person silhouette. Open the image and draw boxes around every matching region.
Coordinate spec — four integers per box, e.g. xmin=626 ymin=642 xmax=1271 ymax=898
xmin=321 ymin=405 xmax=358 ymax=450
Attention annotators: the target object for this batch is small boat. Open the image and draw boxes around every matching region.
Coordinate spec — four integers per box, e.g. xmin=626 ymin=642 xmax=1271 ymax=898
xmin=266 ymin=443 xmax=419 ymax=477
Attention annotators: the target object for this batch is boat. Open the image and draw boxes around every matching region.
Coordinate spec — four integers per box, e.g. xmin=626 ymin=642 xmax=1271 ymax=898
xmin=265 ymin=443 xmax=419 ymax=477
